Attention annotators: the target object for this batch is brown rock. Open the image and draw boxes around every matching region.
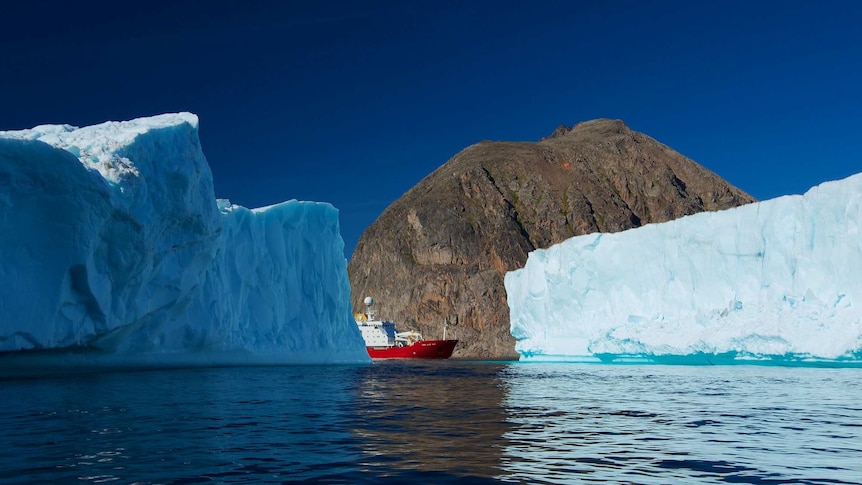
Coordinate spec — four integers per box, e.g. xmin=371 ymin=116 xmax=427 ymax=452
xmin=348 ymin=119 xmax=754 ymax=359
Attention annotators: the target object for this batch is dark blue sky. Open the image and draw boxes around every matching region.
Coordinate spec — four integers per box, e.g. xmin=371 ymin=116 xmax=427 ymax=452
xmin=2 ymin=1 xmax=860 ymax=256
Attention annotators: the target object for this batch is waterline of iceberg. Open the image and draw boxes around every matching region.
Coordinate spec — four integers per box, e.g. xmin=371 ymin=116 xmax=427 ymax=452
xmin=505 ymin=173 xmax=862 ymax=366
xmin=0 ymin=113 xmax=369 ymax=374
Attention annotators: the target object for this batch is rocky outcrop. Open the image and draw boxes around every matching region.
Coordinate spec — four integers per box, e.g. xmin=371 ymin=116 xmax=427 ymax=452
xmin=348 ymin=119 xmax=755 ymax=359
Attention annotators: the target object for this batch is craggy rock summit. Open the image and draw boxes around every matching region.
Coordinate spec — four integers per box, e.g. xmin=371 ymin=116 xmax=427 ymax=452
xmin=348 ymin=119 xmax=755 ymax=359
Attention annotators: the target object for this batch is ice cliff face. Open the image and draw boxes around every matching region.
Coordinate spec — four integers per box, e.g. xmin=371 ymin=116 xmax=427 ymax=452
xmin=0 ymin=113 xmax=368 ymax=370
xmin=505 ymin=174 xmax=862 ymax=364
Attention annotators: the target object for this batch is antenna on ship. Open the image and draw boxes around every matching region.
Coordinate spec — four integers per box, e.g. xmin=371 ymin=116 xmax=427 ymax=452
xmin=363 ymin=296 xmax=376 ymax=321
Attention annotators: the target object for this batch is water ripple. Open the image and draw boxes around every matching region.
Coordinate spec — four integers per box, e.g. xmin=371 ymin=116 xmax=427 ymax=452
xmin=0 ymin=363 xmax=859 ymax=483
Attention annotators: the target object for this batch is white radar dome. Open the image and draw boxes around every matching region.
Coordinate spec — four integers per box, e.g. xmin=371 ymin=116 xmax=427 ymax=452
xmin=363 ymin=296 xmax=374 ymax=306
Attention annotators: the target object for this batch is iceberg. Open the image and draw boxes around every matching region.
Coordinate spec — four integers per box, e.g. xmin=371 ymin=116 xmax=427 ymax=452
xmin=505 ymin=173 xmax=862 ymax=365
xmin=0 ymin=113 xmax=369 ymax=374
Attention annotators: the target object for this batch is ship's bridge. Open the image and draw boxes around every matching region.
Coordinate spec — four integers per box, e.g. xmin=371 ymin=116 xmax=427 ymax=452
xmin=357 ymin=320 xmax=396 ymax=347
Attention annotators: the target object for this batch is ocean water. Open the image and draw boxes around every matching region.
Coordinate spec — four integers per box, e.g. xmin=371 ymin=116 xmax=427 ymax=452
xmin=1 ymin=361 xmax=859 ymax=484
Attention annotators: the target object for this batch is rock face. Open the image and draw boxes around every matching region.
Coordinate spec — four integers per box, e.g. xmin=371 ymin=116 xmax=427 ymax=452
xmin=348 ymin=119 xmax=755 ymax=359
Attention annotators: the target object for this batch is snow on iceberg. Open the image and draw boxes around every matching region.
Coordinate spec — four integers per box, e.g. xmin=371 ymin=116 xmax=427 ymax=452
xmin=0 ymin=113 xmax=369 ymax=373
xmin=505 ymin=173 xmax=862 ymax=364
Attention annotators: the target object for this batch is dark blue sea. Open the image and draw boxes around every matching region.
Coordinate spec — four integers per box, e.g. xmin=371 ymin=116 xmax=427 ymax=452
xmin=1 ymin=361 xmax=860 ymax=484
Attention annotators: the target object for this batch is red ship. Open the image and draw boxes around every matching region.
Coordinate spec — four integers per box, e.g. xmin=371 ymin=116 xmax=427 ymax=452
xmin=355 ymin=297 xmax=458 ymax=359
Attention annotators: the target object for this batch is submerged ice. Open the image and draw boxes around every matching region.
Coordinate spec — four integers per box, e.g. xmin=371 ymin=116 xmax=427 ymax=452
xmin=505 ymin=174 xmax=862 ymax=363
xmin=0 ymin=113 xmax=369 ymax=370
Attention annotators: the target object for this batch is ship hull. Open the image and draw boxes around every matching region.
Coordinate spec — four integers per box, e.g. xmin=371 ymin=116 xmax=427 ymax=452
xmin=366 ymin=339 xmax=458 ymax=359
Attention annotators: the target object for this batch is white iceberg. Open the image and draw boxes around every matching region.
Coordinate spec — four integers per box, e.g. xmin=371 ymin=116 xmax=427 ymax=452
xmin=0 ymin=113 xmax=369 ymax=373
xmin=505 ymin=173 xmax=862 ymax=364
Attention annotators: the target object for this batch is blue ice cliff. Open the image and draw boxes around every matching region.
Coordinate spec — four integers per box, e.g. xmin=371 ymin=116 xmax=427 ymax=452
xmin=0 ymin=113 xmax=369 ymax=372
xmin=506 ymin=173 xmax=862 ymax=364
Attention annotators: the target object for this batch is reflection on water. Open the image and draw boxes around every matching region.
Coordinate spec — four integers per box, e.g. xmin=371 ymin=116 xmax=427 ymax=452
xmin=350 ymin=360 xmax=511 ymax=479
xmin=0 ymin=367 xmax=363 ymax=483
xmin=0 ymin=362 xmax=860 ymax=483
xmin=500 ymin=364 xmax=862 ymax=484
